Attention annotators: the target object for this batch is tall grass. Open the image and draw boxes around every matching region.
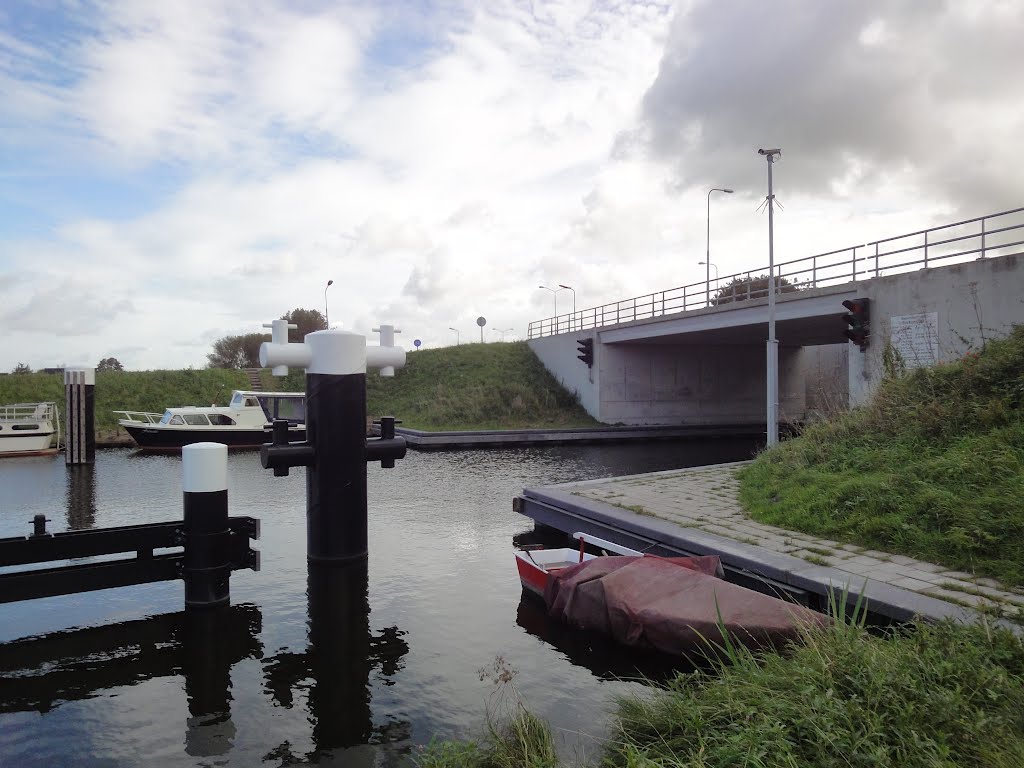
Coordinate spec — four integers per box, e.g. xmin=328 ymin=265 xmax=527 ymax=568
xmin=740 ymin=325 xmax=1024 ymax=585
xmin=605 ymin=619 xmax=1024 ymax=768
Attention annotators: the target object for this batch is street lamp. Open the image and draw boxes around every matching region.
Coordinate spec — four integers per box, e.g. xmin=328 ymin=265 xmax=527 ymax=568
xmin=706 ymin=188 xmax=733 ymax=307
xmin=558 ymin=284 xmax=575 ymax=330
xmin=539 ymin=285 xmax=566 ymax=332
xmin=757 ymin=148 xmax=782 ymax=447
xmin=493 ymin=327 xmax=514 ymax=341
xmin=698 ymin=261 xmax=718 ymax=304
xmin=324 ymin=279 xmax=334 ymax=328
xmin=448 ymin=327 xmax=460 ymax=346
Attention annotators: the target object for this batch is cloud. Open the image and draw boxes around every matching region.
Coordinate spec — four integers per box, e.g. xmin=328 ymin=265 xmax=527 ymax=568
xmin=630 ymin=0 xmax=1024 ymax=213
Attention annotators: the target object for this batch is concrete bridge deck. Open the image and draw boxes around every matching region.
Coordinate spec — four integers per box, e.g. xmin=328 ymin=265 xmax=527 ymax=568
xmin=515 ymin=462 xmax=1024 ymax=627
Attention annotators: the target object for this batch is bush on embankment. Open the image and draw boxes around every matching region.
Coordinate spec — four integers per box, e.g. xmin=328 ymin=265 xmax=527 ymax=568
xmin=739 ymin=325 xmax=1024 ymax=586
xmin=0 ymin=342 xmax=597 ymax=438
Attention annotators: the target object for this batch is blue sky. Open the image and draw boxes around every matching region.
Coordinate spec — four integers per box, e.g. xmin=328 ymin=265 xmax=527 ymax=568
xmin=2 ymin=0 xmax=1022 ymax=370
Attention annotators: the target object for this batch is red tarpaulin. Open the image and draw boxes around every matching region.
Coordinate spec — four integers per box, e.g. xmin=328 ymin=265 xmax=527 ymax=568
xmin=544 ymin=556 xmax=828 ymax=654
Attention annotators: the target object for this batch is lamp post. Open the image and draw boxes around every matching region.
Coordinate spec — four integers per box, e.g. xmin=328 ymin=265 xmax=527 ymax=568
xmin=557 ymin=284 xmax=575 ymax=330
xmin=706 ymin=188 xmax=733 ymax=307
xmin=324 ymin=279 xmax=334 ymax=328
xmin=494 ymin=327 xmax=514 ymax=341
xmin=758 ymin=148 xmax=782 ymax=447
xmin=698 ymin=261 xmax=718 ymax=304
xmin=448 ymin=327 xmax=460 ymax=346
xmin=538 ymin=285 xmax=566 ymax=333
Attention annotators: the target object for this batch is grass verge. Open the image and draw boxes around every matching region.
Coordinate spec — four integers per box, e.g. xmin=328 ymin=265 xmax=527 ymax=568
xmin=739 ymin=326 xmax=1024 ymax=586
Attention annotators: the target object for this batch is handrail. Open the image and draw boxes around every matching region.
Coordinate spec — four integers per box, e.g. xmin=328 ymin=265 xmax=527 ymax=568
xmin=0 ymin=402 xmax=55 ymax=421
xmin=527 ymin=206 xmax=1024 ymax=338
xmin=113 ymin=410 xmax=164 ymax=424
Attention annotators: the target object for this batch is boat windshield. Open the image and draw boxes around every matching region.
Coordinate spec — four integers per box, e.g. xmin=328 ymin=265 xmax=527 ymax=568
xmin=257 ymin=395 xmax=306 ymax=425
xmin=159 ymin=411 xmax=174 ymax=425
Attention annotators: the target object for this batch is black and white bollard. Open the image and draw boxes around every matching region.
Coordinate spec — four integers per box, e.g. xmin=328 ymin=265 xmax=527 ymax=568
xmin=182 ymin=442 xmax=231 ymax=608
xmin=259 ymin=326 xmax=407 ymax=563
xmin=64 ymin=367 xmax=95 ymax=465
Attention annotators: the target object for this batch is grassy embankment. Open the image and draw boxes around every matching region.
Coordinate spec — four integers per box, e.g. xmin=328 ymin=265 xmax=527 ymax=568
xmin=740 ymin=325 xmax=1024 ymax=587
xmin=416 ymin=327 xmax=1024 ymax=767
xmin=0 ymin=341 xmax=597 ymax=439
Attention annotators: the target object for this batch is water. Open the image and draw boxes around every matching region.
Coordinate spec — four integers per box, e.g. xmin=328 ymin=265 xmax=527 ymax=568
xmin=0 ymin=439 xmax=757 ymax=766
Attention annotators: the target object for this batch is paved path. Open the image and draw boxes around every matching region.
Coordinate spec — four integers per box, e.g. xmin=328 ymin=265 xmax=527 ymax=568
xmin=565 ymin=461 xmax=1024 ymax=617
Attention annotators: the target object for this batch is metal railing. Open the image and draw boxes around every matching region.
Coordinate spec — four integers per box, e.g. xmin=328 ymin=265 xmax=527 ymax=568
xmin=0 ymin=402 xmax=56 ymax=422
xmin=527 ymin=206 xmax=1024 ymax=339
xmin=113 ymin=410 xmax=163 ymax=424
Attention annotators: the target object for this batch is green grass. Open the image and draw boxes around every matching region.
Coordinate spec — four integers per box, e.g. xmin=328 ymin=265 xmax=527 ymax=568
xmin=419 ymin=617 xmax=1024 ymax=768
xmin=0 ymin=369 xmax=253 ymax=437
xmin=0 ymin=342 xmax=597 ymax=437
xmin=359 ymin=341 xmax=596 ymax=431
xmin=739 ymin=326 xmax=1024 ymax=587
xmin=604 ymin=619 xmax=1024 ymax=768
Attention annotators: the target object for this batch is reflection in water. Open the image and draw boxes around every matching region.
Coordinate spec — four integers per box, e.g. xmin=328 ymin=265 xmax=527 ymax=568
xmin=261 ymin=562 xmax=410 ymax=764
xmin=65 ymin=464 xmax=97 ymax=530
xmin=515 ymin=595 xmax=697 ymax=684
xmin=0 ymin=604 xmax=262 ymax=758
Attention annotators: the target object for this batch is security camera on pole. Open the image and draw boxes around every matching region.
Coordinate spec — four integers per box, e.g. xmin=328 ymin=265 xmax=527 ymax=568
xmin=758 ymin=147 xmax=782 ymax=447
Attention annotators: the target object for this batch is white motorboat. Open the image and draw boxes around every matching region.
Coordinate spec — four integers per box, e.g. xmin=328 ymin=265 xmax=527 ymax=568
xmin=115 ymin=390 xmax=305 ymax=451
xmin=0 ymin=402 xmax=59 ymax=458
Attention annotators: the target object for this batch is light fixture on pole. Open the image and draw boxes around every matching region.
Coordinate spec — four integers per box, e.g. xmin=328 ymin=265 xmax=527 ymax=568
xmin=324 ymin=279 xmax=334 ymax=328
xmin=706 ymin=188 xmax=733 ymax=307
xmin=494 ymin=327 xmax=514 ymax=341
xmin=539 ymin=285 xmax=566 ymax=333
xmin=448 ymin=327 xmax=460 ymax=346
xmin=558 ymin=284 xmax=575 ymax=330
xmin=698 ymin=261 xmax=718 ymax=304
xmin=757 ymin=148 xmax=782 ymax=447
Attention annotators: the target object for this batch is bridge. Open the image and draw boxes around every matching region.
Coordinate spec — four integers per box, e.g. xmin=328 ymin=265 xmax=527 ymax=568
xmin=528 ymin=207 xmax=1024 ymax=428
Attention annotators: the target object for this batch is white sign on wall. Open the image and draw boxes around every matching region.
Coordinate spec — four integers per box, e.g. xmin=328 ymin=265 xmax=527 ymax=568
xmin=889 ymin=312 xmax=939 ymax=368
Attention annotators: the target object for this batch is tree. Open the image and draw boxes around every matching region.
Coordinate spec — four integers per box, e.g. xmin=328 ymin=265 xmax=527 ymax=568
xmin=206 ymin=332 xmax=269 ymax=369
xmin=97 ymin=357 xmax=124 ymax=372
xmin=12 ymin=362 xmax=31 ymax=374
xmin=712 ymin=274 xmax=800 ymax=306
xmin=281 ymin=308 xmax=327 ymax=340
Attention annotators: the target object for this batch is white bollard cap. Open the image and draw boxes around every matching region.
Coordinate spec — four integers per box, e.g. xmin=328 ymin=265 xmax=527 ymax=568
xmin=183 ymin=442 xmax=228 ymax=493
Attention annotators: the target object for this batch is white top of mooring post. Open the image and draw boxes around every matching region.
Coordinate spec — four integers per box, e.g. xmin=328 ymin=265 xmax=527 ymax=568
xmin=183 ymin=442 xmax=228 ymax=493
xmin=260 ymin=326 xmax=406 ymax=377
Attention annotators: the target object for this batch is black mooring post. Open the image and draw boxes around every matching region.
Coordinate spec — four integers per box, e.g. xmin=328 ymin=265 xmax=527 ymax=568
xmin=306 ymin=372 xmax=369 ymax=563
xmin=182 ymin=443 xmax=231 ymax=608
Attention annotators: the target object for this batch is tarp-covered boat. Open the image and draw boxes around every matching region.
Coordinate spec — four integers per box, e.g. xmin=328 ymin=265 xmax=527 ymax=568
xmin=517 ymin=534 xmax=828 ymax=654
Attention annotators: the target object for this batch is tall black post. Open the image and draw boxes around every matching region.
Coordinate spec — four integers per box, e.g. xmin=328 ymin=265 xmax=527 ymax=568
xmin=260 ymin=328 xmax=406 ymax=565
xmin=182 ymin=442 xmax=231 ymax=608
xmin=306 ymin=372 xmax=369 ymax=563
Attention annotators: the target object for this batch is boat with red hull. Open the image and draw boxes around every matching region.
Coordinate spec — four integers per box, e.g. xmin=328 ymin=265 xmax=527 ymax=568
xmin=516 ymin=532 xmax=827 ymax=654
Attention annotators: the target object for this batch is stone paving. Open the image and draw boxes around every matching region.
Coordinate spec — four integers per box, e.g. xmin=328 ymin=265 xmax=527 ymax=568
xmin=567 ymin=461 xmax=1024 ymax=617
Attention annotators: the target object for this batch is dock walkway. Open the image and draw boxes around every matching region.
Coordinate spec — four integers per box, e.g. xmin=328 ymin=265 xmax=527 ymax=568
xmin=517 ymin=461 xmax=1024 ymax=626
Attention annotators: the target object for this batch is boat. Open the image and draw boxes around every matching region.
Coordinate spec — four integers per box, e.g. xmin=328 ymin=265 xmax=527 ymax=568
xmin=115 ymin=390 xmax=305 ymax=451
xmin=0 ymin=402 xmax=59 ymax=458
xmin=516 ymin=532 xmax=827 ymax=654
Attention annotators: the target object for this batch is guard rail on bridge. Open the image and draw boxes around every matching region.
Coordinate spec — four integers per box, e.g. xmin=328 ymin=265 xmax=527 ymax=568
xmin=528 ymin=206 xmax=1024 ymax=339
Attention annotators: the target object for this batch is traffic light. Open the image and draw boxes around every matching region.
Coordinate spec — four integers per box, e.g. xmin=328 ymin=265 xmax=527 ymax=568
xmin=576 ymin=338 xmax=594 ymax=368
xmin=842 ymin=298 xmax=870 ymax=352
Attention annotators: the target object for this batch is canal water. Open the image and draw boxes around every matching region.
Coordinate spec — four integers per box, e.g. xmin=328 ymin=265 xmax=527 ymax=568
xmin=0 ymin=439 xmax=757 ymax=767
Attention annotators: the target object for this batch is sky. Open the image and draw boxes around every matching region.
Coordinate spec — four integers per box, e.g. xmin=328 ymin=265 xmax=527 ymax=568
xmin=2 ymin=0 xmax=1023 ymax=371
